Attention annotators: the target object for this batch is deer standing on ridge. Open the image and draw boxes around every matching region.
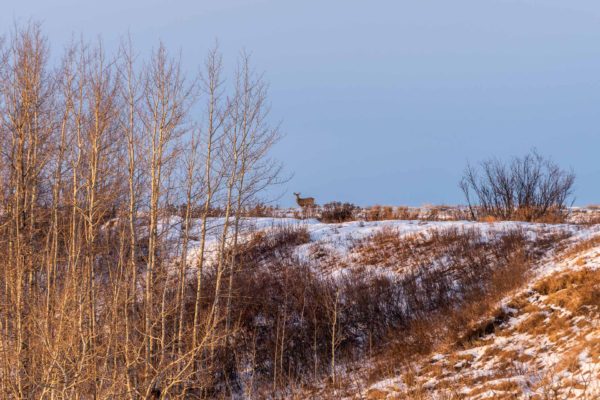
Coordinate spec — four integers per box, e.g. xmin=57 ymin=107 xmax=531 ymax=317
xmin=294 ymin=192 xmax=316 ymax=209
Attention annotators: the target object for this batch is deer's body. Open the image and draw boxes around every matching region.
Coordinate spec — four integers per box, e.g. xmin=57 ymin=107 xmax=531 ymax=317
xmin=294 ymin=192 xmax=315 ymax=208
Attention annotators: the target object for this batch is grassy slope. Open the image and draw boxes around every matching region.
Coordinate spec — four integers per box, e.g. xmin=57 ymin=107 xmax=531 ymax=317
xmin=358 ymin=232 xmax=600 ymax=400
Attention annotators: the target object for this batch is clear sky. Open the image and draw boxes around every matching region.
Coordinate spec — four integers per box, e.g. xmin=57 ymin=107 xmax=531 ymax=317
xmin=4 ymin=0 xmax=600 ymax=207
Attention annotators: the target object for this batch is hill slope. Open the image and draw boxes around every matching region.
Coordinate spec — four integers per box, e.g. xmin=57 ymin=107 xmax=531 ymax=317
xmin=356 ymin=228 xmax=600 ymax=399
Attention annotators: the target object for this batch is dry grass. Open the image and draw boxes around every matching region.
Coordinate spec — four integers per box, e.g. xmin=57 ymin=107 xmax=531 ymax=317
xmin=365 ymin=205 xmax=419 ymax=221
xmin=478 ymin=215 xmax=498 ymax=223
xmin=350 ymin=231 xmax=599 ymax=400
xmin=557 ymin=235 xmax=600 ymax=263
xmin=352 ymin=226 xmax=495 ymax=271
xmin=354 ymin=227 xmax=547 ymax=386
xmin=363 ymin=205 xmax=469 ymax=222
xmin=515 ymin=311 xmax=547 ymax=334
xmin=533 ymin=269 xmax=600 ymax=313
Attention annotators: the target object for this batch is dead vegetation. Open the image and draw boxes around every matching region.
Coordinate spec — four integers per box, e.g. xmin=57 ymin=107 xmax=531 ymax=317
xmin=144 ymin=221 xmax=572 ymax=397
xmin=533 ymin=269 xmax=600 ymax=313
xmin=0 ymin=22 xmax=283 ymax=398
xmin=296 ymin=226 xmax=575 ymax=397
xmin=355 ymin=247 xmax=599 ymax=400
xmin=460 ymin=150 xmax=575 ymax=223
xmin=0 ymin=21 xmax=596 ymax=400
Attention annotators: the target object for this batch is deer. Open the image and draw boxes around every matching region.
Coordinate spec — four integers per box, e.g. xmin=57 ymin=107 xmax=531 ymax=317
xmin=294 ymin=192 xmax=316 ymax=209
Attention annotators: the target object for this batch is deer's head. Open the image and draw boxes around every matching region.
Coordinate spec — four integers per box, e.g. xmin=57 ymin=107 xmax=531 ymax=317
xmin=293 ymin=192 xmax=300 ymax=197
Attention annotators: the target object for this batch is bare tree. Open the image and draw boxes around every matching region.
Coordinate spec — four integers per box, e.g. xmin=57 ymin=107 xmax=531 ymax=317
xmin=223 ymin=51 xmax=282 ymax=342
xmin=139 ymin=42 xmax=194 ymax=390
xmin=0 ymin=22 xmax=289 ymax=398
xmin=191 ymin=44 xmax=226 ymax=360
xmin=176 ymin=124 xmax=199 ymax=355
xmin=117 ymin=35 xmax=143 ymax=395
xmin=0 ymin=22 xmax=55 ymax=396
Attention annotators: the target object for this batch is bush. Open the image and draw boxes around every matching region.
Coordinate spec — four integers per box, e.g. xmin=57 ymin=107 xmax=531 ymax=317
xmin=460 ymin=150 xmax=575 ymax=222
xmin=319 ymin=202 xmax=359 ymax=223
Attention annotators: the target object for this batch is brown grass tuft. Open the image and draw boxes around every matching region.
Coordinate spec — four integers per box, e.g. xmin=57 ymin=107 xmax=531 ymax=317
xmin=533 ymin=269 xmax=600 ymax=313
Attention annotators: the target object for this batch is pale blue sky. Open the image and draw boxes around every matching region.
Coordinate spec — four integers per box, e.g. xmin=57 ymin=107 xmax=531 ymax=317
xmin=4 ymin=0 xmax=600 ymax=206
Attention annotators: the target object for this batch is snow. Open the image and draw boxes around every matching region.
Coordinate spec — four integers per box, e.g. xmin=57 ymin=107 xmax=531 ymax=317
xmin=149 ymin=215 xmax=599 ymax=399
xmin=272 ymin=217 xmax=599 ymax=400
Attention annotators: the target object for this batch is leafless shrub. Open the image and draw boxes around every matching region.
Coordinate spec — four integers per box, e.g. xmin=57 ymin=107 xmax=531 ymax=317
xmin=319 ymin=201 xmax=360 ymax=223
xmin=241 ymin=202 xmax=279 ymax=217
xmin=460 ymin=150 xmax=575 ymax=222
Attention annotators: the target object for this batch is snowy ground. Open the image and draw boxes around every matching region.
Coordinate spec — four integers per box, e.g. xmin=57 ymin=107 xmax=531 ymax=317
xmin=352 ymin=223 xmax=600 ymax=399
xmin=162 ymin=216 xmax=591 ymax=270
xmin=156 ymin=215 xmax=600 ymax=398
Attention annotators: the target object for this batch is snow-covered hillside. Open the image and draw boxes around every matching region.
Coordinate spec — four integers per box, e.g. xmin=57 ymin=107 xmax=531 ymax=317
xmin=156 ymin=216 xmax=600 ymax=398
xmin=347 ymin=223 xmax=600 ymax=399
xmin=166 ymin=216 xmax=590 ymax=270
